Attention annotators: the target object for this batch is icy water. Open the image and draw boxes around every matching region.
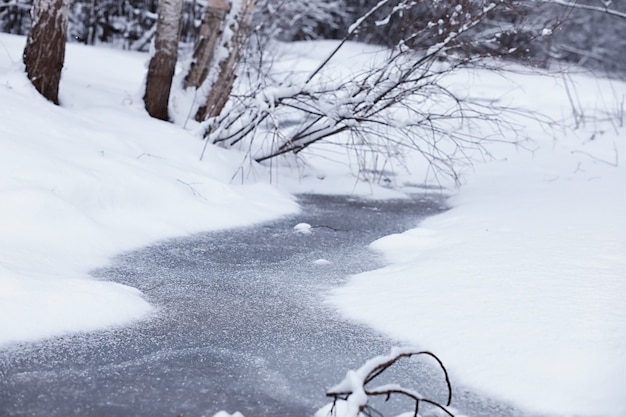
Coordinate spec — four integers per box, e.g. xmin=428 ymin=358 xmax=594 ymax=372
xmin=1 ymin=194 xmax=542 ymax=417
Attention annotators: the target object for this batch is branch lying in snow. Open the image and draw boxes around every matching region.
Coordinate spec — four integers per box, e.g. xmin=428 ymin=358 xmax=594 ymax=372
xmin=176 ymin=179 xmax=207 ymax=200
xmin=571 ymin=142 xmax=619 ymax=167
xmin=198 ymin=0 xmax=553 ymax=184
xmin=323 ymin=347 xmax=454 ymax=417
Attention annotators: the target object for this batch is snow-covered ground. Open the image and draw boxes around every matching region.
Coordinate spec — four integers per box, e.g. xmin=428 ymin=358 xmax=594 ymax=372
xmin=0 ymin=34 xmax=302 ymax=345
xmin=1 ymin=32 xmax=624 ymax=417
xmin=329 ymin=73 xmax=626 ymax=416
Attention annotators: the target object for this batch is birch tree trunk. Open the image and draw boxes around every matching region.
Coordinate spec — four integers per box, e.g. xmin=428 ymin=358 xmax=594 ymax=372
xmin=143 ymin=0 xmax=183 ymax=121
xmin=195 ymin=0 xmax=252 ymax=121
xmin=23 ymin=0 xmax=69 ymax=105
xmin=185 ymin=0 xmax=255 ymax=122
xmin=184 ymin=0 xmax=230 ymax=90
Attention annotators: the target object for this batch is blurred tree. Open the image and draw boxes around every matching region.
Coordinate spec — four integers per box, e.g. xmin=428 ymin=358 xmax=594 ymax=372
xmin=23 ymin=0 xmax=69 ymax=104
xmin=539 ymin=0 xmax=626 ymax=73
xmin=184 ymin=0 xmax=256 ymax=121
xmin=8 ymin=0 xmax=626 ymax=114
xmin=252 ymin=0 xmax=350 ymax=41
xmin=0 ymin=0 xmax=30 ymax=34
xmin=143 ymin=0 xmax=183 ymax=120
xmin=6 ymin=0 xmax=626 ymax=77
xmin=184 ymin=0 xmax=230 ymax=90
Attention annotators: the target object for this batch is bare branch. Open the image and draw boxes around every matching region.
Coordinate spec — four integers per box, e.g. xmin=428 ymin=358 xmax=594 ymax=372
xmin=199 ymin=0 xmax=553 ymax=184
xmin=325 ymin=349 xmax=455 ymax=417
xmin=538 ymin=0 xmax=626 ymax=20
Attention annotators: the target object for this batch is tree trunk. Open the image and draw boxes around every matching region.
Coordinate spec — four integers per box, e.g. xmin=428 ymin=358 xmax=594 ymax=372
xmin=194 ymin=0 xmax=256 ymax=122
xmin=184 ymin=0 xmax=230 ymax=90
xmin=143 ymin=0 xmax=183 ymax=121
xmin=23 ymin=0 xmax=69 ymax=105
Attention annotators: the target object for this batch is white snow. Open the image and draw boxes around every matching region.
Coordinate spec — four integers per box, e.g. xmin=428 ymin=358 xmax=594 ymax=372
xmin=313 ymin=259 xmax=332 ymax=265
xmin=213 ymin=412 xmax=245 ymax=417
xmin=0 ymin=33 xmax=298 ymax=346
xmin=1 ymin=32 xmax=625 ymax=417
xmin=294 ymin=222 xmax=313 ymax=234
xmin=329 ymin=69 xmax=626 ymax=416
xmin=317 ymin=347 xmax=454 ymax=417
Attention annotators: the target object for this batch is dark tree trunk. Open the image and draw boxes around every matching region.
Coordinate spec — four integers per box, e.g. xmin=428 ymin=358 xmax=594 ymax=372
xmin=143 ymin=0 xmax=183 ymax=121
xmin=23 ymin=0 xmax=69 ymax=105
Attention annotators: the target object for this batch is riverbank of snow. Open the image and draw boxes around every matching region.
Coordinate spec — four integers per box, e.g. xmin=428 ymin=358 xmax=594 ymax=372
xmin=0 ymin=34 xmax=302 ymax=346
xmin=329 ymin=70 xmax=626 ymax=417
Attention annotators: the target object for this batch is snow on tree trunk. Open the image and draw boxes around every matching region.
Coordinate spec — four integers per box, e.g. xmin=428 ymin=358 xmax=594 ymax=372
xmin=130 ymin=24 xmax=157 ymax=52
xmin=143 ymin=0 xmax=183 ymax=121
xmin=188 ymin=0 xmax=255 ymax=122
xmin=184 ymin=0 xmax=230 ymax=90
xmin=23 ymin=0 xmax=69 ymax=105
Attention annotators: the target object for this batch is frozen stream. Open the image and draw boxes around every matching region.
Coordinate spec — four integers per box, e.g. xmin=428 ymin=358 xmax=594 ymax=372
xmin=1 ymin=194 xmax=544 ymax=417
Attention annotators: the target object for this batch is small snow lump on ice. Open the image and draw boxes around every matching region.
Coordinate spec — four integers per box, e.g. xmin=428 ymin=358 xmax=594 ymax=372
xmin=293 ymin=222 xmax=312 ymax=234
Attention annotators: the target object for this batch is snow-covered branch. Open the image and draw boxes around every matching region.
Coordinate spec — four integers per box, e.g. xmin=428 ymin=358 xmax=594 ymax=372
xmin=198 ymin=0 xmax=548 ymax=183
xmin=321 ymin=348 xmax=454 ymax=417
xmin=538 ymin=0 xmax=626 ymax=20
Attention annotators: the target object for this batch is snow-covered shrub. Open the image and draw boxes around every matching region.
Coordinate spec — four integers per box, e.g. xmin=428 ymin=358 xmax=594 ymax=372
xmin=199 ymin=0 xmax=537 ymax=184
xmin=253 ymin=0 xmax=351 ymax=41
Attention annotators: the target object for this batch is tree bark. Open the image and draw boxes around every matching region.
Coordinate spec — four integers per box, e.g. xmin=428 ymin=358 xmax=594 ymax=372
xmin=143 ymin=0 xmax=183 ymax=121
xmin=184 ymin=0 xmax=230 ymax=90
xmin=194 ymin=0 xmax=256 ymax=122
xmin=23 ymin=0 xmax=69 ymax=105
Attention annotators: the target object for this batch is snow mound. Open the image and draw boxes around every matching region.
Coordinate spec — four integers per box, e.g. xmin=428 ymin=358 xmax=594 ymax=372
xmin=0 ymin=33 xmax=298 ymax=347
xmin=294 ymin=222 xmax=313 ymax=234
xmin=330 ymin=70 xmax=626 ymax=417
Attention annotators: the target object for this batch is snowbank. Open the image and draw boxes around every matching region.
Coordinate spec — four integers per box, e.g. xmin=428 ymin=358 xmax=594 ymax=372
xmin=0 ymin=34 xmax=298 ymax=346
xmin=330 ymin=70 xmax=626 ymax=417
